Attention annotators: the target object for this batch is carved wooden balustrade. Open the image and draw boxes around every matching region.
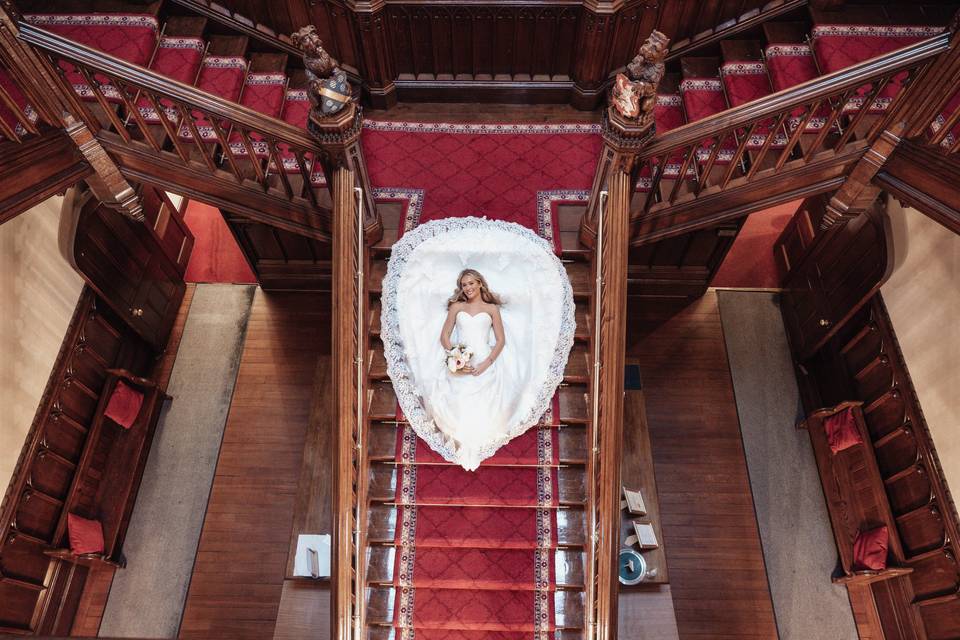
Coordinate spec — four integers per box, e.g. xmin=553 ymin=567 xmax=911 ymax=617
xmin=630 ymin=31 xmax=951 ymax=244
xmin=17 ymin=21 xmax=337 ymax=240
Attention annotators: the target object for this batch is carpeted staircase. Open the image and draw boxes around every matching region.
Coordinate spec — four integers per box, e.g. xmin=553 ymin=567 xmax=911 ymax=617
xmin=363 ymin=241 xmax=592 ymax=638
xmin=12 ymin=2 xmax=958 ymax=182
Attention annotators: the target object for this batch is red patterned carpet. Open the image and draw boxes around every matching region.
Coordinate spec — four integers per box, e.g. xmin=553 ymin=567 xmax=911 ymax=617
xmin=391 ymin=323 xmax=562 ymax=634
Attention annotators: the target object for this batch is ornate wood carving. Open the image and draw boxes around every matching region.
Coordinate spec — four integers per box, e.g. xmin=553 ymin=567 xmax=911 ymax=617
xmin=821 ymin=129 xmax=900 ymax=229
xmin=581 ymin=31 xmax=667 ymax=246
xmin=296 ymin=27 xmax=382 ymax=243
xmin=330 ymin=166 xmax=360 ymax=640
xmin=350 ymin=0 xmax=397 ymax=109
xmin=62 ymin=115 xmax=143 ymax=221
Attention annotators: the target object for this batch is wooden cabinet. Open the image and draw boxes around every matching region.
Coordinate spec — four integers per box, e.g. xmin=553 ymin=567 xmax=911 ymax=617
xmin=780 ymin=202 xmax=893 ymax=360
xmin=63 ymin=188 xmax=189 ymax=351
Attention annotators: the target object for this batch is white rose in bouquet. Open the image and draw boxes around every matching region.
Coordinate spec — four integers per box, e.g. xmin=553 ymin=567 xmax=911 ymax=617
xmin=445 ymin=344 xmax=474 ymax=373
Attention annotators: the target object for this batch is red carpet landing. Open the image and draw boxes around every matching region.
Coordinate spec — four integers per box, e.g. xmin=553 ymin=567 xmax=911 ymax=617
xmin=391 ymin=398 xmax=562 ymax=636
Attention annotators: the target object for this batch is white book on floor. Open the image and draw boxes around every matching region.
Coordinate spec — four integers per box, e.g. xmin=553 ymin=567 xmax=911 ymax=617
xmin=625 ymin=521 xmax=659 ymax=550
xmin=294 ymin=534 xmax=331 ymax=578
xmin=621 ymin=486 xmax=647 ymax=516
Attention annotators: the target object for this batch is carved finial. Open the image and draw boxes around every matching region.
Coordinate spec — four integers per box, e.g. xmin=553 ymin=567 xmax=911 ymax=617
xmin=291 ymin=25 xmax=351 ymax=117
xmin=609 ymin=30 xmax=670 ymax=129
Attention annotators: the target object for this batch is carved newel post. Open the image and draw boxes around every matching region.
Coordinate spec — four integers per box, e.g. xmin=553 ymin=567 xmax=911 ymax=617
xmin=580 ymin=31 xmax=669 ymax=248
xmin=293 ymin=26 xmax=382 ymax=244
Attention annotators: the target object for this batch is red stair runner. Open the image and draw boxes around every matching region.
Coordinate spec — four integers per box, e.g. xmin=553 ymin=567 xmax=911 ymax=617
xmin=395 ymin=547 xmax=556 ymax=590
xmin=25 ymin=13 xmax=157 ymax=104
xmin=764 ymin=43 xmax=829 ymax=133
xmin=720 ymin=61 xmax=787 ymax=149
xmin=397 ymin=425 xmax=559 ymax=467
xmin=228 ymin=71 xmax=286 ymax=157
xmin=275 ymin=88 xmax=326 ymax=184
xmin=396 ymin=465 xmax=559 ymax=507
xmin=397 ymin=506 xmax=558 ymax=550
xmin=395 ymin=588 xmax=555 ymax=632
xmin=179 ymin=55 xmax=246 ymax=141
xmin=812 ymin=24 xmax=942 ymax=113
xmin=680 ymin=77 xmax=737 ymax=164
xmin=138 ymin=36 xmax=204 ymax=123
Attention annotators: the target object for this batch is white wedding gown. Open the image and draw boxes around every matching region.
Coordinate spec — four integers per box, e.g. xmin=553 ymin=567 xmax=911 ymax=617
xmin=381 ymin=217 xmax=575 ymax=471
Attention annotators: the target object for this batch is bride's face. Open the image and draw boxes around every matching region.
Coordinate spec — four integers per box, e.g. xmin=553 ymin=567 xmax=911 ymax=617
xmin=460 ymin=275 xmax=481 ymax=301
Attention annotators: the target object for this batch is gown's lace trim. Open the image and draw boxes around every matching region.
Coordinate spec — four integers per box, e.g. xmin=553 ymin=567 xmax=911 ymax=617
xmin=380 ymin=216 xmax=576 ymax=468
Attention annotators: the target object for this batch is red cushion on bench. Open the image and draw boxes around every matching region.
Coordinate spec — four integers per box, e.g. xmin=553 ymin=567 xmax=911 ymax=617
xmin=67 ymin=513 xmax=105 ymax=555
xmin=824 ymin=406 xmax=862 ymax=453
xmin=853 ymin=525 xmax=888 ymax=571
xmin=104 ymin=379 xmax=144 ymax=429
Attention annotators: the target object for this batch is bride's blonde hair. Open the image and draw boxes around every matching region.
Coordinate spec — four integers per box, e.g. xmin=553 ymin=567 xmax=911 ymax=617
xmin=447 ymin=269 xmax=502 ymax=307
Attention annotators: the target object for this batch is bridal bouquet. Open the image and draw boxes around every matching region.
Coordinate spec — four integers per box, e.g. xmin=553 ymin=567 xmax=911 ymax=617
xmin=445 ymin=344 xmax=474 ymax=374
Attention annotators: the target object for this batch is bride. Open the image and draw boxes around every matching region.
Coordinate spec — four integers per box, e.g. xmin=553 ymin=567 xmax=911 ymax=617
xmin=380 ymin=217 xmax=575 ymax=471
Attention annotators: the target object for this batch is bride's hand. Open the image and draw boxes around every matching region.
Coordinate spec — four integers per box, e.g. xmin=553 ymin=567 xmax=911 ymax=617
xmin=472 ymin=359 xmax=492 ymax=376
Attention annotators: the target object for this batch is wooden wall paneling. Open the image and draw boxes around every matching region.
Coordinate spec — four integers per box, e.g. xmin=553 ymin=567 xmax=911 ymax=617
xmin=223 ymin=214 xmax=332 ymax=291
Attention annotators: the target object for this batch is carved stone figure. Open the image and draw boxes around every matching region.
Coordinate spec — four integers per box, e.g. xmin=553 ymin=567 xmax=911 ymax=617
xmin=610 ymin=30 xmax=670 ymax=128
xmin=291 ymin=25 xmax=351 ymax=116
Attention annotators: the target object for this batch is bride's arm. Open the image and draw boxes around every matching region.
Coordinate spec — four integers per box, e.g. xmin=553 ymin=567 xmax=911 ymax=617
xmin=473 ymin=307 xmax=505 ymax=375
xmin=439 ymin=306 xmax=458 ymax=350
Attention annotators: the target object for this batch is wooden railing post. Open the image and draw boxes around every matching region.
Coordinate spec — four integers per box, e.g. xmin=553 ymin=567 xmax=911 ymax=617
xmin=330 ymin=166 xmax=360 ymax=640
xmin=295 ymin=26 xmax=382 ymax=245
xmin=592 ymin=168 xmax=631 ymax=640
xmin=580 ymin=32 xmax=668 ymax=247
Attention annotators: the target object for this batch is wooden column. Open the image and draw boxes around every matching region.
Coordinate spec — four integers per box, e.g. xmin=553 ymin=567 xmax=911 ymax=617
xmin=348 ymin=0 xmax=397 ymax=109
xmin=330 ymin=166 xmax=360 ymax=640
xmin=310 ymin=102 xmax=382 ymax=244
xmin=594 ymin=168 xmax=631 ymax=639
xmin=580 ymin=108 xmax=655 ymax=247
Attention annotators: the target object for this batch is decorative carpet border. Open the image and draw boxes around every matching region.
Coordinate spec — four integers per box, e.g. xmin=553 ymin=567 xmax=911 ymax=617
xmin=364 ymin=120 xmax=601 ymax=135
xmin=374 ymin=188 xmax=425 ymax=232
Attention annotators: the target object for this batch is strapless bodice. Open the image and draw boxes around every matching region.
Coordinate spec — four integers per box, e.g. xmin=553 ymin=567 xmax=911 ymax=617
xmin=455 ymin=311 xmax=493 ymax=356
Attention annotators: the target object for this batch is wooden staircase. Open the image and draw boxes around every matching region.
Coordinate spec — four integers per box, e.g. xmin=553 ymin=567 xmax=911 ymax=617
xmin=360 ymin=246 xmax=595 ymax=639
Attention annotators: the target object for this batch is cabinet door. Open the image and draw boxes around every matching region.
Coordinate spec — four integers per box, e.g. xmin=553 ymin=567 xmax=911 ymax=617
xmin=72 ymin=198 xmax=185 ymax=350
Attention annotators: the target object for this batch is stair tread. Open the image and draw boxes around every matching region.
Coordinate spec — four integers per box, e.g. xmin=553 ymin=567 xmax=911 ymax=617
xmin=367 ymin=504 xmax=588 ymax=548
xmin=367 ymin=627 xmax=585 ymax=640
xmin=368 ymin=465 xmax=586 ymax=506
xmin=366 ymin=546 xmax=585 ymax=589
xmin=365 ymin=586 xmax=584 ymax=630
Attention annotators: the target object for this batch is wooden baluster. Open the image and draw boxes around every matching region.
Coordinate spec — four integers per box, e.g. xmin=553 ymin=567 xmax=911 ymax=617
xmin=745 ymin=112 xmax=789 ymax=180
xmin=176 ymin=104 xmax=218 ymax=173
xmin=294 ymin=150 xmax=319 ymax=207
xmin=928 ymin=100 xmax=960 ymax=147
xmin=643 ymin=157 xmax=666 ymax=214
xmin=947 ymin=132 xmax=960 ymax=155
xmin=144 ymin=94 xmax=190 ymax=163
xmin=775 ymin=100 xmax=823 ymax=171
xmin=208 ymin=119 xmax=244 ymax=182
xmin=111 ymin=79 xmax=161 ymax=151
xmin=667 ymin=146 xmax=698 ymax=204
xmin=720 ymin=121 xmax=758 ymax=189
xmin=803 ymin=91 xmax=851 ymax=163
xmin=267 ymin=140 xmax=295 ymax=199
xmin=833 ymin=76 xmax=892 ymax=150
xmin=695 ymin=134 xmax=725 ymax=196
xmin=0 ymin=85 xmax=32 ymax=138
xmin=77 ymin=67 xmax=130 ymax=142
xmin=237 ymin=129 xmax=267 ymax=186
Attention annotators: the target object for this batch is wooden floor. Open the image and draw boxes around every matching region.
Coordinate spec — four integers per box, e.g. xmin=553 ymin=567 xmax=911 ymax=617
xmin=178 ymin=290 xmax=329 ymax=639
xmin=627 ymin=292 xmax=779 ymax=640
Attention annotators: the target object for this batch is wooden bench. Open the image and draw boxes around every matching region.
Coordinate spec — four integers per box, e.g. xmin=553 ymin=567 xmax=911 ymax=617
xmin=803 ymin=400 xmax=913 ymax=585
xmin=43 ymin=368 xmax=167 ymax=568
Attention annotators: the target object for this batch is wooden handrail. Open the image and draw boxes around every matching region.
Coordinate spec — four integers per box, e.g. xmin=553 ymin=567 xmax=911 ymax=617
xmin=640 ymin=33 xmax=949 ymax=159
xmin=17 ymin=22 xmax=320 ymax=151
